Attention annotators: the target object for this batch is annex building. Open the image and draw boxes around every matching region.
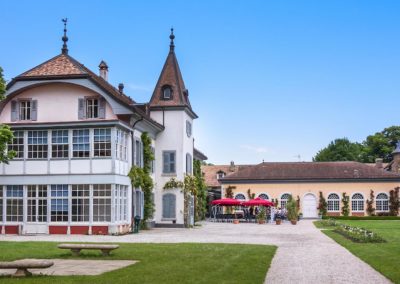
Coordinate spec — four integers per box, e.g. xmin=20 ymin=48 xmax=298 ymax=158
xmin=0 ymin=24 xmax=204 ymax=234
xmin=203 ymin=154 xmax=400 ymax=217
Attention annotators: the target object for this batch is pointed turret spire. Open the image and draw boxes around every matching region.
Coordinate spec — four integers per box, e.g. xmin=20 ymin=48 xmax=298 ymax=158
xmin=61 ymin=18 xmax=68 ymax=55
xmin=169 ymin=27 xmax=175 ymax=52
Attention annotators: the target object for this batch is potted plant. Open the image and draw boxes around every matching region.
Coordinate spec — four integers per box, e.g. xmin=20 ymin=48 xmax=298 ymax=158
xmin=298 ymin=213 xmax=303 ymax=221
xmin=287 ymin=196 xmax=298 ymax=225
xmin=275 ymin=215 xmax=282 ymax=225
xmin=231 ymin=207 xmax=239 ymax=224
xmin=257 ymin=206 xmax=266 ymax=224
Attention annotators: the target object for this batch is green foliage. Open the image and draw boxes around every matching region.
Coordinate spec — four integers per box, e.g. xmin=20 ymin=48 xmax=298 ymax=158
xmin=0 ymin=126 xmax=15 ymax=164
xmin=361 ymin=126 xmax=400 ymax=163
xmin=318 ymin=191 xmax=327 ymax=216
xmin=333 ymin=224 xmax=386 ymax=243
xmin=224 ymin=186 xmax=235 ymax=198
xmin=193 ymin=159 xmax=207 ymax=221
xmin=321 ymin=215 xmax=400 ymax=220
xmin=366 ymin=190 xmax=375 ymax=216
xmin=257 ymin=206 xmax=266 ymax=222
xmin=313 ymin=138 xmax=363 ymax=162
xmin=128 ymin=132 xmax=154 ymax=229
xmin=0 ymin=66 xmax=6 ymax=101
xmin=313 ymin=126 xmax=400 ymax=163
xmin=286 ymin=195 xmax=298 ymax=221
xmin=341 ymin=192 xmax=350 ymax=217
xmin=247 ymin=189 xmax=255 ymax=200
xmin=389 ymin=187 xmax=400 ymax=216
xmin=0 ymin=242 xmax=277 ymax=284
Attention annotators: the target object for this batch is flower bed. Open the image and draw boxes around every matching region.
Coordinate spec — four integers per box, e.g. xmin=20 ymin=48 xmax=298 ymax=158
xmin=333 ymin=224 xmax=386 ymax=243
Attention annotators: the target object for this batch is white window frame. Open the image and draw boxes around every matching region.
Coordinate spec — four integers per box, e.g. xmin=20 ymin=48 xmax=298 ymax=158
xmin=234 ymin=193 xmax=246 ymax=200
xmin=50 ymin=185 xmax=69 ymax=222
xmin=258 ymin=193 xmax=269 ymax=200
xmin=6 ymin=185 xmax=24 ymax=222
xmin=72 ymin=129 xmax=90 ymax=158
xmin=86 ymin=98 xmax=99 ymax=119
xmin=351 ymin=193 xmax=364 ymax=212
xmin=376 ymin=193 xmax=389 ymax=212
xmin=51 ymin=130 xmax=69 ymax=158
xmin=27 ymin=185 xmax=48 ymax=223
xmin=19 ymin=100 xmax=31 ymax=121
xmin=27 ymin=130 xmax=48 ymax=159
xmin=280 ymin=193 xmax=291 ymax=209
xmin=327 ymin=193 xmax=340 ymax=212
xmin=93 ymin=184 xmax=112 ymax=222
xmin=8 ymin=131 xmax=24 ymax=159
xmin=163 ymin=151 xmax=176 ymax=174
xmin=93 ymin=128 xmax=111 ymax=157
xmin=71 ymin=185 xmax=90 ymax=222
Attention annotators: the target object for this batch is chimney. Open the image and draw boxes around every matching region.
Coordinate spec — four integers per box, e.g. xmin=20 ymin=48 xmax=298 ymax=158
xmin=118 ymin=83 xmax=124 ymax=94
xmin=375 ymin=158 xmax=383 ymax=169
xmin=99 ymin=60 xmax=109 ymax=81
xmin=229 ymin=161 xmax=235 ymax=172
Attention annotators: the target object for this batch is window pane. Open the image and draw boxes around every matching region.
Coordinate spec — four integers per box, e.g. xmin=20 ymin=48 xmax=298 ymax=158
xmin=28 ymin=131 xmax=48 ymax=159
xmin=52 ymin=130 xmax=69 ymax=158
xmin=8 ymin=131 xmax=24 ymax=158
xmin=73 ymin=129 xmax=90 ymax=157
xmin=94 ymin=129 xmax=111 ymax=157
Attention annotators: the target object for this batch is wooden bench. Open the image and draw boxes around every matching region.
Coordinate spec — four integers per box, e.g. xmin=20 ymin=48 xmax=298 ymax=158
xmin=0 ymin=260 xmax=54 ymax=277
xmin=58 ymin=244 xmax=119 ymax=256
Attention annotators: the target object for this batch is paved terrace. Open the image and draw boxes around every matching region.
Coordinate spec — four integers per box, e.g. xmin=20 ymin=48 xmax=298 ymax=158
xmin=0 ymin=220 xmax=390 ymax=284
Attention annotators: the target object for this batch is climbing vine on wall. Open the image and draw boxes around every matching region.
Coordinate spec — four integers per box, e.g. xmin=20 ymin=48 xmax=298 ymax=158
xmin=318 ymin=191 xmax=327 ymax=216
xmin=193 ymin=159 xmax=207 ymax=221
xmin=366 ymin=190 xmax=375 ymax=216
xmin=341 ymin=192 xmax=350 ymax=217
xmin=225 ymin=186 xmax=235 ymax=198
xmin=389 ymin=187 xmax=400 ymax=216
xmin=128 ymin=132 xmax=154 ymax=229
xmin=247 ymin=189 xmax=255 ymax=200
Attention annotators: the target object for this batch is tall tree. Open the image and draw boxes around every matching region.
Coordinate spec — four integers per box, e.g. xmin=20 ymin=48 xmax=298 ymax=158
xmin=361 ymin=126 xmax=400 ymax=163
xmin=313 ymin=138 xmax=363 ymax=162
xmin=0 ymin=66 xmax=5 ymax=100
xmin=0 ymin=67 xmax=15 ymax=163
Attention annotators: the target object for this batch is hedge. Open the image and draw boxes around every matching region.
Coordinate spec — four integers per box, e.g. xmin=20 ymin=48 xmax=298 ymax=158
xmin=321 ymin=216 xmax=400 ymax=220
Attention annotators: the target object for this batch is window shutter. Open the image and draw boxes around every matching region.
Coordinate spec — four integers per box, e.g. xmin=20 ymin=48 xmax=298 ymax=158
xmin=140 ymin=141 xmax=144 ymax=167
xmin=11 ymin=101 xmax=19 ymax=121
xmin=98 ymin=98 xmax=106 ymax=119
xmin=78 ymin=98 xmax=85 ymax=119
xmin=31 ymin=100 xmax=38 ymax=121
xmin=170 ymin=152 xmax=175 ymax=173
xmin=163 ymin=194 xmax=176 ymax=219
xmin=163 ymin=152 xmax=169 ymax=173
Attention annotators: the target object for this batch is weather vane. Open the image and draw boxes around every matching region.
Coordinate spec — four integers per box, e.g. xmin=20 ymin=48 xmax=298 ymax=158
xmin=61 ymin=18 xmax=68 ymax=54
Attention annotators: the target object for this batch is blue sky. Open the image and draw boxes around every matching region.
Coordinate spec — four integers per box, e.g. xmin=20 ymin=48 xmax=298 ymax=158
xmin=1 ymin=1 xmax=400 ymax=164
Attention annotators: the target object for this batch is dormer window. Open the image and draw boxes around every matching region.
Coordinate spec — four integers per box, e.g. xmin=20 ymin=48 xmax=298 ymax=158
xmin=19 ymin=100 xmax=31 ymax=120
xmin=78 ymin=97 xmax=106 ymax=120
xmin=11 ymin=99 xmax=37 ymax=122
xmin=163 ymin=86 xmax=172 ymax=100
xmin=217 ymin=172 xmax=225 ymax=179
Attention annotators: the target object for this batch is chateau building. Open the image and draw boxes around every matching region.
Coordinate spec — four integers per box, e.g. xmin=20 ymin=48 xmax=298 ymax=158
xmin=0 ymin=24 xmax=204 ymax=234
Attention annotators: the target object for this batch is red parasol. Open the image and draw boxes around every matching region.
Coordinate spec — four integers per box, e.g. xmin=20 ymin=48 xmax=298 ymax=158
xmin=242 ymin=197 xmax=274 ymax=207
xmin=211 ymin=198 xmax=243 ymax=206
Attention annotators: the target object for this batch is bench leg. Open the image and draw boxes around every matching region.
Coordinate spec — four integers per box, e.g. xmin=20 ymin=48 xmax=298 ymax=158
xmin=101 ymin=249 xmax=110 ymax=256
xmin=71 ymin=248 xmax=81 ymax=256
xmin=13 ymin=268 xmax=32 ymax=277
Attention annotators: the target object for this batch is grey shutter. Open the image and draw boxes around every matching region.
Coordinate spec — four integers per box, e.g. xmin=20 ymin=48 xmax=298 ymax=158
xmin=163 ymin=194 xmax=176 ymax=219
xmin=140 ymin=141 xmax=144 ymax=167
xmin=98 ymin=98 xmax=106 ymax=119
xmin=163 ymin=152 xmax=169 ymax=173
xmin=11 ymin=101 xmax=19 ymax=121
xmin=170 ymin=152 xmax=175 ymax=173
xmin=78 ymin=98 xmax=85 ymax=119
xmin=31 ymin=100 xmax=38 ymax=121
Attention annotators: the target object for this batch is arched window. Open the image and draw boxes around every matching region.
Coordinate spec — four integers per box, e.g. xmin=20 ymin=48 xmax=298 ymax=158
xmin=376 ymin=193 xmax=389 ymax=212
xmin=280 ymin=193 xmax=290 ymax=209
xmin=351 ymin=193 xmax=364 ymax=212
xmin=162 ymin=193 xmax=176 ymax=219
xmin=163 ymin=86 xmax=172 ymax=99
xmin=258 ymin=193 xmax=269 ymax=200
xmin=235 ymin=194 xmax=246 ymax=200
xmin=327 ymin=193 xmax=340 ymax=212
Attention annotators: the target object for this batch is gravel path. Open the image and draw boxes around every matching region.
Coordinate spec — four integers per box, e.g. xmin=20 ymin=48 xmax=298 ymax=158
xmin=0 ymin=220 xmax=390 ymax=283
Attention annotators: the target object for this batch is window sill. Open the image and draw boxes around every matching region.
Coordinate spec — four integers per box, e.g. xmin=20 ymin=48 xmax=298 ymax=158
xmin=26 ymin=158 xmax=48 ymax=161
xmin=162 ymin=173 xmax=177 ymax=177
xmin=161 ymin=218 xmax=176 ymax=221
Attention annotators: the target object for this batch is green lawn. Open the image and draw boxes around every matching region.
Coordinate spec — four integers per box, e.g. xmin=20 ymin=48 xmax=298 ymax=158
xmin=0 ymin=242 xmax=276 ymax=284
xmin=314 ymin=220 xmax=400 ymax=283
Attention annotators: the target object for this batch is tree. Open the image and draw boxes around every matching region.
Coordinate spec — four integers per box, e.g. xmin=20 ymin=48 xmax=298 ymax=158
xmin=361 ymin=126 xmax=400 ymax=163
xmin=313 ymin=138 xmax=363 ymax=162
xmin=0 ymin=66 xmax=6 ymax=100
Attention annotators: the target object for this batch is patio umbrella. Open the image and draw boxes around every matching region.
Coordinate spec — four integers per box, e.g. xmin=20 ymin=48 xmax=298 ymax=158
xmin=242 ymin=197 xmax=274 ymax=207
xmin=211 ymin=198 xmax=243 ymax=206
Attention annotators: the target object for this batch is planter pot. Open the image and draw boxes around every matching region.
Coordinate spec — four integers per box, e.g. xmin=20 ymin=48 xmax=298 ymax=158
xmin=258 ymin=220 xmax=266 ymax=224
xmin=233 ymin=219 xmax=239 ymax=224
xmin=276 ymin=219 xmax=282 ymax=225
xmin=290 ymin=220 xmax=297 ymax=225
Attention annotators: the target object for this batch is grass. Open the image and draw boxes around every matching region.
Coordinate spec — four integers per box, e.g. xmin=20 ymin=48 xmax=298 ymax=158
xmin=314 ymin=220 xmax=400 ymax=283
xmin=0 ymin=242 xmax=276 ymax=284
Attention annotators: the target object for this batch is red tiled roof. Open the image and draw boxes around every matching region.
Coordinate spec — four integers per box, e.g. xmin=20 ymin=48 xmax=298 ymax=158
xmin=221 ymin=162 xmax=400 ymax=182
xmin=149 ymin=49 xmax=196 ymax=116
xmin=201 ymin=164 xmax=251 ymax=187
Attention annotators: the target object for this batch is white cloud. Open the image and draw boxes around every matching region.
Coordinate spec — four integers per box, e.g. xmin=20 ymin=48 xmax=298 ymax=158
xmin=240 ymin=144 xmax=268 ymax=153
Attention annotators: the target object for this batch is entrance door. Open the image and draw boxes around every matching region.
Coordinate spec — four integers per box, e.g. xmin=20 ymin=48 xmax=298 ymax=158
xmin=302 ymin=193 xmax=317 ymax=218
xmin=25 ymin=185 xmax=48 ymax=234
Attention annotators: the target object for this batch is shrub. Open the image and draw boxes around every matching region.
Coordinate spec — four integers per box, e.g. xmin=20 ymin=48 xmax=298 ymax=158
xmin=389 ymin=187 xmax=400 ymax=216
xmin=322 ymin=215 xmax=400 ymax=220
xmin=318 ymin=191 xmax=327 ymax=216
xmin=333 ymin=224 xmax=386 ymax=243
xmin=319 ymin=219 xmax=339 ymax=227
xmin=286 ymin=195 xmax=298 ymax=221
xmin=366 ymin=190 xmax=375 ymax=216
xmin=341 ymin=192 xmax=349 ymax=216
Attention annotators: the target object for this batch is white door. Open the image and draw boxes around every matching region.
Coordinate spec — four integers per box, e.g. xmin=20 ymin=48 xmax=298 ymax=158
xmin=302 ymin=193 xmax=317 ymax=218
